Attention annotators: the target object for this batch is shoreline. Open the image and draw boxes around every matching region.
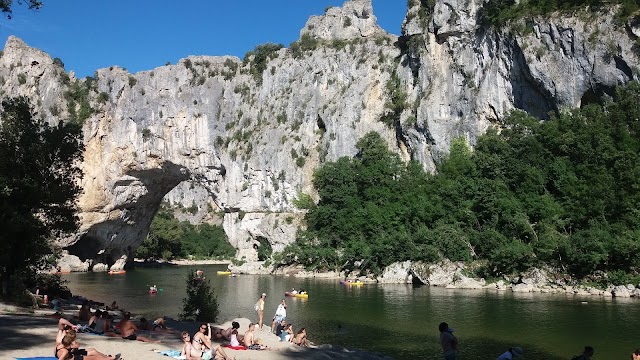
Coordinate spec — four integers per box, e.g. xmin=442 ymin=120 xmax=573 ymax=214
xmin=0 ymin=302 xmax=392 ymax=360
xmin=58 ymin=258 xmax=640 ymax=301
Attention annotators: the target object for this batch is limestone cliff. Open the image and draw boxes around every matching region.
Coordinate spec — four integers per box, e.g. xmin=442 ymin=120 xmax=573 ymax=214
xmin=0 ymin=0 xmax=638 ymax=270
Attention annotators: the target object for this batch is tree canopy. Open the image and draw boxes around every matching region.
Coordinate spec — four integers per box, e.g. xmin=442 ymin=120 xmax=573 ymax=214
xmin=135 ymin=206 xmax=235 ymax=261
xmin=280 ymin=82 xmax=640 ymax=282
xmin=0 ymin=96 xmax=82 ymax=297
xmin=0 ymin=0 xmax=43 ymax=19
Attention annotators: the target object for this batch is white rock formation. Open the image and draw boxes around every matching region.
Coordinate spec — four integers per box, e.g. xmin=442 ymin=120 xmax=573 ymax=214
xmin=0 ymin=0 xmax=638 ymax=268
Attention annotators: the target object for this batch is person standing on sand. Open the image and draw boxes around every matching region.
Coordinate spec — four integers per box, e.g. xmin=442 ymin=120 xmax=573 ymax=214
xmin=439 ymin=322 xmax=457 ymax=360
xmin=271 ymin=298 xmax=287 ymax=333
xmin=256 ymin=293 xmax=266 ymax=331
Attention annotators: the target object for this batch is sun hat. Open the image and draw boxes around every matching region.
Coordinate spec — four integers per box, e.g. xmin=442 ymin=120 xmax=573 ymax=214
xmin=511 ymin=347 xmax=524 ymax=357
xmin=262 ymin=293 xmax=266 ymax=296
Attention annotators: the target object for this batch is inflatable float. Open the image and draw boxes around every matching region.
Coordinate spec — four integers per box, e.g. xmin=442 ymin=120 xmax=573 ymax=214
xmin=340 ymin=280 xmax=364 ymax=285
xmin=295 ymin=293 xmax=309 ymax=299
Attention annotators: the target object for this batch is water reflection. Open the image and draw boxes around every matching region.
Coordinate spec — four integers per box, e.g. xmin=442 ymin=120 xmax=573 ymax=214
xmin=62 ymin=265 xmax=640 ymax=360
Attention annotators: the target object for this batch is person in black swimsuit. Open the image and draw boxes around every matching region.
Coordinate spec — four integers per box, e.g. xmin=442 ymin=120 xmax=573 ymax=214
xmin=55 ymin=333 xmax=118 ymax=360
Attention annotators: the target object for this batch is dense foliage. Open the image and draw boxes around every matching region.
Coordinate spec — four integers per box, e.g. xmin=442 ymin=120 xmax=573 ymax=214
xmin=280 ymin=82 xmax=640 ymax=280
xmin=479 ymin=0 xmax=640 ymax=26
xmin=0 ymin=97 xmax=82 ymax=297
xmin=181 ymin=271 xmax=219 ymax=322
xmin=135 ymin=207 xmax=235 ymax=260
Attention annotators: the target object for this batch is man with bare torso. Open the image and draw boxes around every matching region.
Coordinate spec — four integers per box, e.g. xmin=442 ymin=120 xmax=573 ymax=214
xmin=243 ymin=323 xmax=266 ymax=350
xmin=119 ymin=312 xmax=160 ymax=343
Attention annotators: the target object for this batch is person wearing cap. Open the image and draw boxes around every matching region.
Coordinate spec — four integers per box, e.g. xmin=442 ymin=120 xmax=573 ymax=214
xmin=439 ymin=322 xmax=457 ymax=360
xmin=497 ymin=347 xmax=524 ymax=359
xmin=256 ymin=293 xmax=266 ymax=331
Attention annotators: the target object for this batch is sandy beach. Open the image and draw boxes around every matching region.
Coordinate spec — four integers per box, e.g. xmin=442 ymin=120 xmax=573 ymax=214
xmin=0 ymin=303 xmax=392 ymax=360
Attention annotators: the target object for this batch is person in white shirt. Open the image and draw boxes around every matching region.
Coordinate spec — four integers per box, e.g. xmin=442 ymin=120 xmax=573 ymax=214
xmin=496 ymin=346 xmax=524 ymax=360
xmin=271 ymin=298 xmax=287 ymax=333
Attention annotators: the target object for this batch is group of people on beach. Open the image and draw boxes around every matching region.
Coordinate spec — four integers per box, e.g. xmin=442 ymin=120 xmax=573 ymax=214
xmin=254 ymin=292 xmax=310 ymax=347
xmin=439 ymin=321 xmax=637 ymax=359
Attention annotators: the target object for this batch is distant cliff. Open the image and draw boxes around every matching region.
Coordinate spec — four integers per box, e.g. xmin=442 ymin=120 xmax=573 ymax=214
xmin=0 ymin=0 xmax=638 ymax=270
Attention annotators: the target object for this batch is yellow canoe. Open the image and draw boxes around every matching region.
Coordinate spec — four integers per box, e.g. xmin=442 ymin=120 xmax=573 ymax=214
xmin=295 ymin=293 xmax=309 ymax=299
xmin=217 ymin=271 xmax=232 ymax=275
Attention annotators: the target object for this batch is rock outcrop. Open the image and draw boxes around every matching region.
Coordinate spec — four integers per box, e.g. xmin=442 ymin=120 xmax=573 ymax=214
xmin=0 ymin=0 xmax=638 ymax=269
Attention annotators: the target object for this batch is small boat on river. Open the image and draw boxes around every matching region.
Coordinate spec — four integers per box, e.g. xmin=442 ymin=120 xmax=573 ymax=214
xmin=295 ymin=293 xmax=309 ymax=299
xmin=217 ymin=271 xmax=232 ymax=275
xmin=108 ymin=270 xmax=126 ymax=275
xmin=340 ymin=280 xmax=364 ymax=285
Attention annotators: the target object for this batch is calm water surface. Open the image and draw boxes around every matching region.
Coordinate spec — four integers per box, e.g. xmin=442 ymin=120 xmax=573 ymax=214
xmin=63 ymin=265 xmax=640 ymax=359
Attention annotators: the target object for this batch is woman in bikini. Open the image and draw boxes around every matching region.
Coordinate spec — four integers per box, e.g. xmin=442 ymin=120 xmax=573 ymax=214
xmin=293 ymin=328 xmax=310 ymax=347
xmin=186 ymin=328 xmax=230 ymax=360
xmin=55 ymin=333 xmax=118 ymax=360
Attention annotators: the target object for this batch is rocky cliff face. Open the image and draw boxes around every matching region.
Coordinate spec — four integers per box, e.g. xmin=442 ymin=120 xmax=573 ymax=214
xmin=0 ymin=0 xmax=638 ymax=270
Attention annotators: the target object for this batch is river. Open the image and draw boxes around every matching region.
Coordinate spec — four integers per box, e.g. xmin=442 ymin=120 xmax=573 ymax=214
xmin=62 ymin=264 xmax=639 ymax=359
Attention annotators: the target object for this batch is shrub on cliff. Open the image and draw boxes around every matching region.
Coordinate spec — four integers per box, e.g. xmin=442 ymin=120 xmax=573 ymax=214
xmin=0 ymin=96 xmax=83 ymax=298
xmin=181 ymin=271 xmax=219 ymax=322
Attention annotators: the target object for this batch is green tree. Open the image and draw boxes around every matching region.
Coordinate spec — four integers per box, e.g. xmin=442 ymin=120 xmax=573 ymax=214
xmin=181 ymin=271 xmax=219 ymax=322
xmin=0 ymin=97 xmax=83 ymax=297
xmin=0 ymin=0 xmax=42 ymax=19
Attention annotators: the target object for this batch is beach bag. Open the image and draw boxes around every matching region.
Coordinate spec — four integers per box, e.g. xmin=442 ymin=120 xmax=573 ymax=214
xmin=254 ymin=301 xmax=259 ymax=312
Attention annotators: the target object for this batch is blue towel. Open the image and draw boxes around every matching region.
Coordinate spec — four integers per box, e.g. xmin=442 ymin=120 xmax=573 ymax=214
xmin=16 ymin=357 xmax=58 ymax=360
xmin=158 ymin=349 xmax=182 ymax=357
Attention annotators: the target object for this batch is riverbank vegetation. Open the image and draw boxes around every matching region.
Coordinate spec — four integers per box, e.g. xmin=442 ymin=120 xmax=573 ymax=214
xmin=181 ymin=271 xmax=219 ymax=322
xmin=135 ymin=207 xmax=235 ymax=260
xmin=0 ymin=97 xmax=82 ymax=301
xmin=278 ymin=82 xmax=640 ymax=282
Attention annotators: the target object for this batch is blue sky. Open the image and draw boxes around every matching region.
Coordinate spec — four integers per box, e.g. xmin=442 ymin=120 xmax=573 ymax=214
xmin=0 ymin=1 xmax=407 ymax=78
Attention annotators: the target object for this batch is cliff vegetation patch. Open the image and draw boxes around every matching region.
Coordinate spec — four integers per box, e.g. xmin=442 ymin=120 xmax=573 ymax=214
xmin=277 ymin=82 xmax=640 ymax=281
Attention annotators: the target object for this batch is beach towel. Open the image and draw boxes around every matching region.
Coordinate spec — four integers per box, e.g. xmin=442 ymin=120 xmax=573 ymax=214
xmin=223 ymin=345 xmax=246 ymax=350
xmin=16 ymin=357 xmax=58 ymax=360
xmin=157 ymin=349 xmax=184 ymax=359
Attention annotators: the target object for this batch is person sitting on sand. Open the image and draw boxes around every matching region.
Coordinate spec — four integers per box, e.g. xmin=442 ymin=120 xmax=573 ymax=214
xmin=56 ymin=318 xmax=78 ymax=347
xmin=293 ymin=327 xmax=309 ymax=347
xmin=119 ymin=312 xmax=161 ymax=343
xmin=92 ymin=310 xmax=112 ymax=334
xmin=191 ymin=324 xmax=230 ymax=359
xmin=229 ymin=328 xmax=241 ymax=347
xmin=274 ymin=319 xmax=286 ymax=338
xmin=280 ymin=324 xmax=294 ymax=343
xmin=181 ymin=331 xmax=228 ymax=360
xmin=243 ymin=323 xmax=267 ymax=350
xmin=106 ymin=301 xmax=119 ymax=311
xmin=55 ymin=330 xmax=118 ymax=360
xmin=78 ymin=300 xmax=92 ymax=322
